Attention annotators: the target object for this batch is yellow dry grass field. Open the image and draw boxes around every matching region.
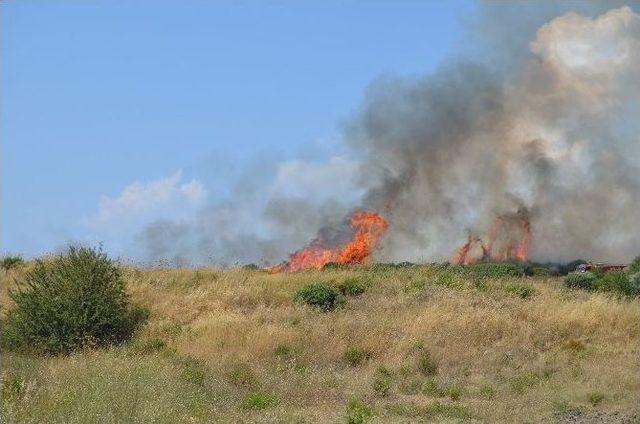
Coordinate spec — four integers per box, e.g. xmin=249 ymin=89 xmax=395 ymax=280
xmin=2 ymin=264 xmax=639 ymax=423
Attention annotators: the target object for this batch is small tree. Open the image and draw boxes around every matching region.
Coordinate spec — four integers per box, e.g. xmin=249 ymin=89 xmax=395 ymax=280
xmin=3 ymin=246 xmax=148 ymax=354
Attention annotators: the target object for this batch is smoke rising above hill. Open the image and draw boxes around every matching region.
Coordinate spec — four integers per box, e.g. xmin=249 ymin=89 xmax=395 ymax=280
xmin=136 ymin=3 xmax=640 ymax=265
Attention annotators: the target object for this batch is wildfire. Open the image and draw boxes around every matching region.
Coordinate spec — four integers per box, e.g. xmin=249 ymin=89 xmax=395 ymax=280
xmin=269 ymin=210 xmax=388 ymax=272
xmin=452 ymin=211 xmax=532 ymax=265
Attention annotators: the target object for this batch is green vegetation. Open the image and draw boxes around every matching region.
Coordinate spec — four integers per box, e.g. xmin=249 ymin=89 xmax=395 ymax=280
xmin=338 ymin=277 xmax=367 ymax=296
xmin=345 ymin=398 xmax=373 ymax=424
xmin=587 ymin=391 xmax=605 ymax=406
xmin=506 ymin=283 xmax=536 ymax=299
xmin=3 ymin=247 xmax=147 ymax=354
xmin=1 ymin=261 xmax=638 ymax=423
xmin=1 ymin=254 xmax=24 ymax=270
xmin=240 ymin=391 xmax=278 ymax=410
xmin=342 ymin=346 xmax=372 ymax=367
xmin=417 ymin=351 xmax=438 ymax=376
xmin=294 ymin=282 xmax=346 ymax=311
xmin=565 ymin=269 xmax=640 ymax=297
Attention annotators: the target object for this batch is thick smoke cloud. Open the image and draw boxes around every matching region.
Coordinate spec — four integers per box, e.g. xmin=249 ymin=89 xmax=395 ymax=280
xmin=348 ymin=5 xmax=640 ymax=263
xmin=135 ymin=4 xmax=640 ymax=265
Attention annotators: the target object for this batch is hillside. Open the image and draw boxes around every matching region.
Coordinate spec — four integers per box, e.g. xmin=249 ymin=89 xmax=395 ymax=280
xmin=2 ymin=264 xmax=639 ymax=423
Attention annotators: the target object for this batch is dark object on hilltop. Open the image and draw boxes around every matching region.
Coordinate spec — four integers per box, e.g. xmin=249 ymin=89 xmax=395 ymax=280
xmin=3 ymin=246 xmax=148 ymax=354
xmin=1 ymin=255 xmax=24 ymax=270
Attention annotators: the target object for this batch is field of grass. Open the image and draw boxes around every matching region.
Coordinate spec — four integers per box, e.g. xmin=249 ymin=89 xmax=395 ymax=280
xmin=2 ymin=264 xmax=639 ymax=423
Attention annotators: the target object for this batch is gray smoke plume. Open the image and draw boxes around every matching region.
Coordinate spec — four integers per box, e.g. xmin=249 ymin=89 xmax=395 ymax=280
xmin=346 ymin=4 xmax=640 ymax=263
xmin=135 ymin=3 xmax=640 ymax=265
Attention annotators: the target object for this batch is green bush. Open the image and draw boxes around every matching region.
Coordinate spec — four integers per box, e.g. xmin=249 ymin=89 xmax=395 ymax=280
xmin=629 ymin=256 xmax=640 ymax=274
xmin=240 ymin=391 xmax=277 ymax=410
xmin=1 ymin=255 xmax=24 ymax=270
xmin=338 ymin=277 xmax=366 ymax=296
xmin=597 ymin=271 xmax=640 ymax=296
xmin=417 ymin=351 xmax=438 ymax=376
xmin=465 ymin=261 xmax=527 ymax=278
xmin=345 ymin=398 xmax=373 ymax=424
xmin=629 ymin=273 xmax=640 ymax=294
xmin=294 ymin=282 xmax=345 ymax=311
xmin=506 ymin=283 xmax=535 ymax=299
xmin=3 ymin=246 xmax=148 ymax=354
xmin=372 ymin=374 xmax=392 ymax=397
xmin=564 ymin=271 xmax=597 ymax=290
xmin=343 ymin=346 xmax=372 ymax=366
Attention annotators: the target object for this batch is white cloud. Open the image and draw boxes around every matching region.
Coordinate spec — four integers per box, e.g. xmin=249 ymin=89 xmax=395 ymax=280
xmin=87 ymin=170 xmax=207 ymax=227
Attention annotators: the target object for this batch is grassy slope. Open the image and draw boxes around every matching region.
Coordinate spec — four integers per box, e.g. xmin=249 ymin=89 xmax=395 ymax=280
xmin=1 ymin=265 xmax=639 ymax=423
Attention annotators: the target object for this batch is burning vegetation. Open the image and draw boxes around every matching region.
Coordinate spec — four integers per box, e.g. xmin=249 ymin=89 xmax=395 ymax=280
xmin=453 ymin=211 xmax=532 ymax=265
xmin=269 ymin=211 xmax=388 ymax=272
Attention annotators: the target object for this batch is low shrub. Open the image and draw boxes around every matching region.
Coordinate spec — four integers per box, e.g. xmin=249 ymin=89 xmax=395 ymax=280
xmin=240 ymin=391 xmax=277 ymax=410
xmin=3 ymin=246 xmax=148 ymax=354
xmin=1 ymin=255 xmax=24 ymax=270
xmin=479 ymin=384 xmax=495 ymax=399
xmin=595 ymin=271 xmax=635 ymax=296
xmin=227 ymin=363 xmax=257 ymax=388
xmin=564 ymin=271 xmax=596 ymax=290
xmin=629 ymin=256 xmax=640 ymax=274
xmin=343 ymin=346 xmax=372 ymax=366
xmin=587 ymin=391 xmax=605 ymax=406
xmin=345 ymin=398 xmax=373 ymax=424
xmin=465 ymin=261 xmax=527 ymax=278
xmin=338 ymin=277 xmax=366 ymax=296
xmin=417 ymin=351 xmax=438 ymax=376
xmin=372 ymin=375 xmax=392 ymax=397
xmin=506 ymin=283 xmax=535 ymax=299
xmin=294 ymin=282 xmax=345 ymax=311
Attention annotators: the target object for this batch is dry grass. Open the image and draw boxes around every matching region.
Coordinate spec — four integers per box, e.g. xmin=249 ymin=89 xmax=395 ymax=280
xmin=2 ymin=264 xmax=639 ymax=423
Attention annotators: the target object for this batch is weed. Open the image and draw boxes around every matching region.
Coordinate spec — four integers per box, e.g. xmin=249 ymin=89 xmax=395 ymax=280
xmin=1 ymin=255 xmax=24 ymax=270
xmin=338 ymin=278 xmax=367 ymax=296
xmin=587 ymin=391 xmax=605 ymax=406
xmin=479 ymin=384 xmax=495 ymax=399
xmin=506 ymin=283 xmax=535 ymax=299
xmin=417 ymin=351 xmax=437 ymax=376
xmin=227 ymin=363 xmax=257 ymax=389
xmin=240 ymin=391 xmax=277 ymax=410
xmin=132 ymin=337 xmax=167 ymax=354
xmin=372 ymin=375 xmax=392 ymax=397
xmin=345 ymin=398 xmax=373 ymax=424
xmin=343 ymin=347 xmax=372 ymax=367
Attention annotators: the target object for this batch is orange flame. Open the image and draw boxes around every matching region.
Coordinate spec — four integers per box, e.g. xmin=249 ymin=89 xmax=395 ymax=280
xmin=452 ymin=212 xmax=531 ymax=264
xmin=269 ymin=210 xmax=388 ymax=272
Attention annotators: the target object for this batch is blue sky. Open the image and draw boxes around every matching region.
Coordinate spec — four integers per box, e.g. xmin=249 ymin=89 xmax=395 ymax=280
xmin=2 ymin=1 xmax=476 ymax=258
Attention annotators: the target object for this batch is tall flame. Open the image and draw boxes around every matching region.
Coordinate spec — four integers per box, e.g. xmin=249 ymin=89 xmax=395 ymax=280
xmin=269 ymin=210 xmax=388 ymax=272
xmin=452 ymin=212 xmax=532 ymax=264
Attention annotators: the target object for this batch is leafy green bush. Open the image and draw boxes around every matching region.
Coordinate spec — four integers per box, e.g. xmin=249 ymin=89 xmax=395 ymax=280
xmin=338 ymin=277 xmax=366 ymax=296
xmin=597 ymin=271 xmax=640 ymax=296
xmin=1 ymin=255 xmax=24 ymax=270
xmin=240 ymin=391 xmax=277 ymax=410
xmin=345 ymin=398 xmax=373 ymax=424
xmin=629 ymin=256 xmax=640 ymax=274
xmin=343 ymin=346 xmax=372 ymax=366
xmin=294 ymin=282 xmax=345 ymax=311
xmin=506 ymin=283 xmax=535 ymax=299
xmin=564 ymin=271 xmax=597 ymax=290
xmin=3 ymin=247 xmax=148 ymax=354
xmin=465 ymin=261 xmax=527 ymax=278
